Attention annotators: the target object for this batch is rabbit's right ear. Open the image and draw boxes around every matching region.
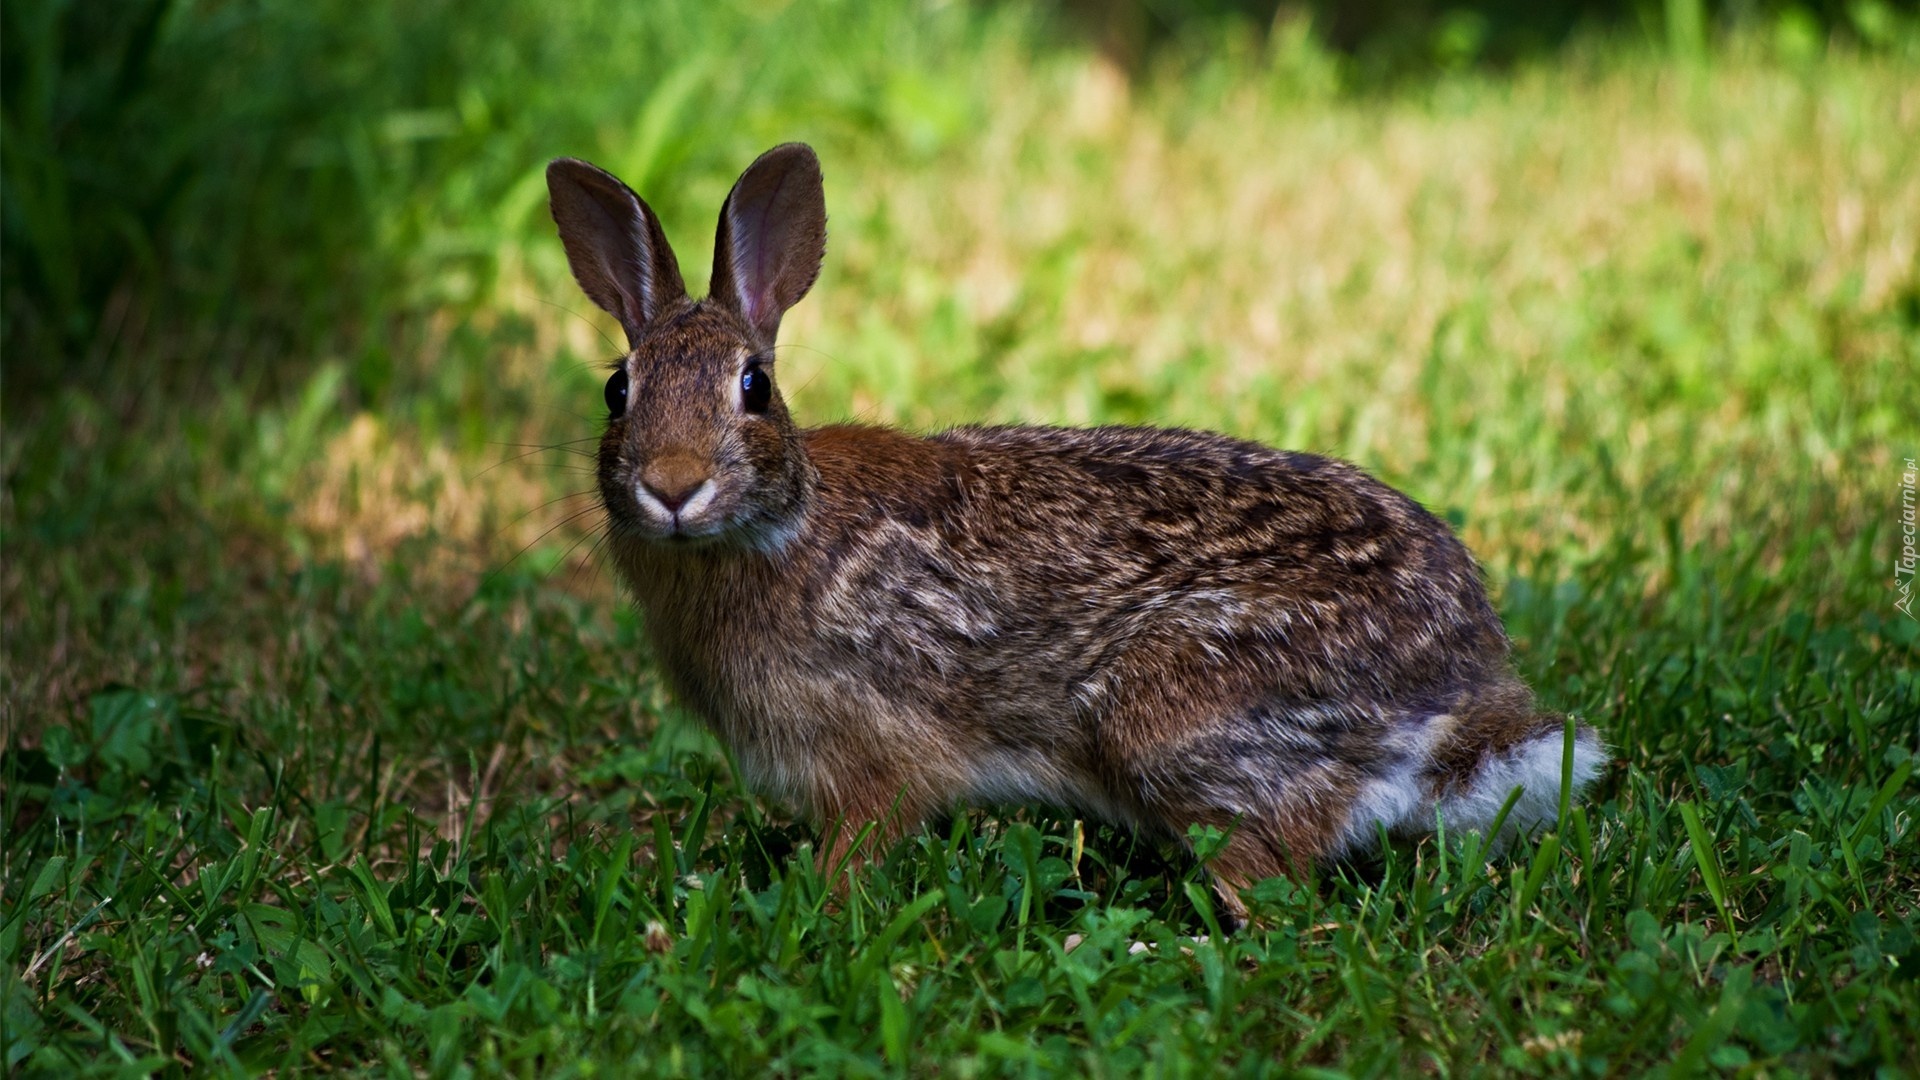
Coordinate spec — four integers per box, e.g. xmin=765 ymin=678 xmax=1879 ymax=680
xmin=547 ymin=158 xmax=687 ymax=347
xmin=709 ymin=143 xmax=827 ymax=349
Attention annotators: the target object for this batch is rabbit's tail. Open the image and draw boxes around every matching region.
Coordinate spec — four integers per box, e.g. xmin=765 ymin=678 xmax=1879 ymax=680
xmin=1428 ymin=678 xmax=1605 ymax=847
xmin=1342 ymin=678 xmax=1605 ymax=854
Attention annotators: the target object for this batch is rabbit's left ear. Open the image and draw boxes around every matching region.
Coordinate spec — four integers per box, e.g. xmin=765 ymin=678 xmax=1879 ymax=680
xmin=709 ymin=143 xmax=826 ymax=349
xmin=548 ymin=158 xmax=687 ymax=348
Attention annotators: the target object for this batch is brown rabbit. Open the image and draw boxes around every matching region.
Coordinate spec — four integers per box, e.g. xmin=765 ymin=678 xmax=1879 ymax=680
xmin=546 ymin=143 xmax=1604 ymax=926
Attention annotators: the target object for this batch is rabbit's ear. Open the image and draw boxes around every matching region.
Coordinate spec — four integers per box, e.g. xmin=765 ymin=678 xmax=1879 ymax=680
xmin=547 ymin=158 xmax=686 ymax=347
xmin=709 ymin=143 xmax=826 ymax=348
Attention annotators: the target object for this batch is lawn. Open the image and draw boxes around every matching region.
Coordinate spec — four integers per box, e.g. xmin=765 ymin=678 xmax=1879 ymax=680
xmin=3 ymin=1 xmax=1917 ymax=1075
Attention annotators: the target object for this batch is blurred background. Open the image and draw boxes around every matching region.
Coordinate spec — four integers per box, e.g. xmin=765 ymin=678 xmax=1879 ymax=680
xmin=3 ymin=0 xmax=1915 ymax=716
xmin=6 ymin=0 xmax=1912 ymax=397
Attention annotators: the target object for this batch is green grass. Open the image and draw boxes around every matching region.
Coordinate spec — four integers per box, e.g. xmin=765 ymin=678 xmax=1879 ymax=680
xmin=5 ymin=3 xmax=1919 ymax=1075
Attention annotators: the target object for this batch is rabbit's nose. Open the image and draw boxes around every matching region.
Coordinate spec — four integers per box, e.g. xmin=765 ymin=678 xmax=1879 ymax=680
xmin=639 ymin=457 xmax=713 ymax=515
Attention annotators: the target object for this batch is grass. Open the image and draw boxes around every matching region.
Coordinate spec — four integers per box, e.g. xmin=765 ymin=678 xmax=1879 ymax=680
xmin=4 ymin=2 xmax=1919 ymax=1075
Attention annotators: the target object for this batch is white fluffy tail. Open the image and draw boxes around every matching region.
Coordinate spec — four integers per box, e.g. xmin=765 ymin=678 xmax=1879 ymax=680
xmin=1338 ymin=703 xmax=1606 ymax=856
xmin=1435 ymin=722 xmax=1606 ymax=848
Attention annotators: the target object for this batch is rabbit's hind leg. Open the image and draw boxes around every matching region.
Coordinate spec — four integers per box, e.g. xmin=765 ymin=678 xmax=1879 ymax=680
xmin=1139 ymin=750 xmax=1364 ymax=932
xmin=1190 ymin=825 xmax=1305 ymax=933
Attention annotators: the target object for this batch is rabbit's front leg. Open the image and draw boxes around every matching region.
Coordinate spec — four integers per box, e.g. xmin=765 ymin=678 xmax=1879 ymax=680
xmin=808 ymin=767 xmax=933 ymax=890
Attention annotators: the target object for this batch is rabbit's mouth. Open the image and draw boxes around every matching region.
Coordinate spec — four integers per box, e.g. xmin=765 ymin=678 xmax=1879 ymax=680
xmin=612 ymin=482 xmax=751 ymax=546
xmin=608 ymin=496 xmax=803 ymax=555
xmin=620 ymin=472 xmax=727 ymax=536
xmin=599 ymin=454 xmax=809 ymax=552
xmin=608 ymin=512 xmax=725 ymax=547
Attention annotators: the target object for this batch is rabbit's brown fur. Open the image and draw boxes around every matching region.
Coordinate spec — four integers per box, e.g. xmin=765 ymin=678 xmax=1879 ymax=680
xmin=549 ymin=144 xmax=1604 ymax=925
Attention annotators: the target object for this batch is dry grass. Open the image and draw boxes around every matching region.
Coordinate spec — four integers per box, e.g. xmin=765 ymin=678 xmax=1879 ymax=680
xmin=272 ymin=45 xmax=1916 ymax=600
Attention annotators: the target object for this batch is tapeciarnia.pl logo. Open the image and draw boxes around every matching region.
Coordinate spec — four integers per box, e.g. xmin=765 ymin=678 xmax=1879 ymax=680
xmin=1897 ymin=458 xmax=1917 ymax=621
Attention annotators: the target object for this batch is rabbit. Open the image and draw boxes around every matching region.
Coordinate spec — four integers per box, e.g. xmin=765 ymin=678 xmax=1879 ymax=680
xmin=545 ymin=143 xmax=1605 ymax=927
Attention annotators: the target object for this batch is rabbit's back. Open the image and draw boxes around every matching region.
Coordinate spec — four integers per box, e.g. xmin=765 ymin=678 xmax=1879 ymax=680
xmin=798 ymin=423 xmax=1510 ymax=717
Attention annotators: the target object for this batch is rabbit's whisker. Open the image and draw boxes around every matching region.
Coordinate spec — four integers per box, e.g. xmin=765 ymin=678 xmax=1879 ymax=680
xmin=536 ymin=296 xmax=625 ymax=355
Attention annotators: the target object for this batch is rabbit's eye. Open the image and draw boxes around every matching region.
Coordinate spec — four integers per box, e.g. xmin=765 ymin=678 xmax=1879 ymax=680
xmin=605 ymin=369 xmax=628 ymax=419
xmin=741 ymin=364 xmax=772 ymax=414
